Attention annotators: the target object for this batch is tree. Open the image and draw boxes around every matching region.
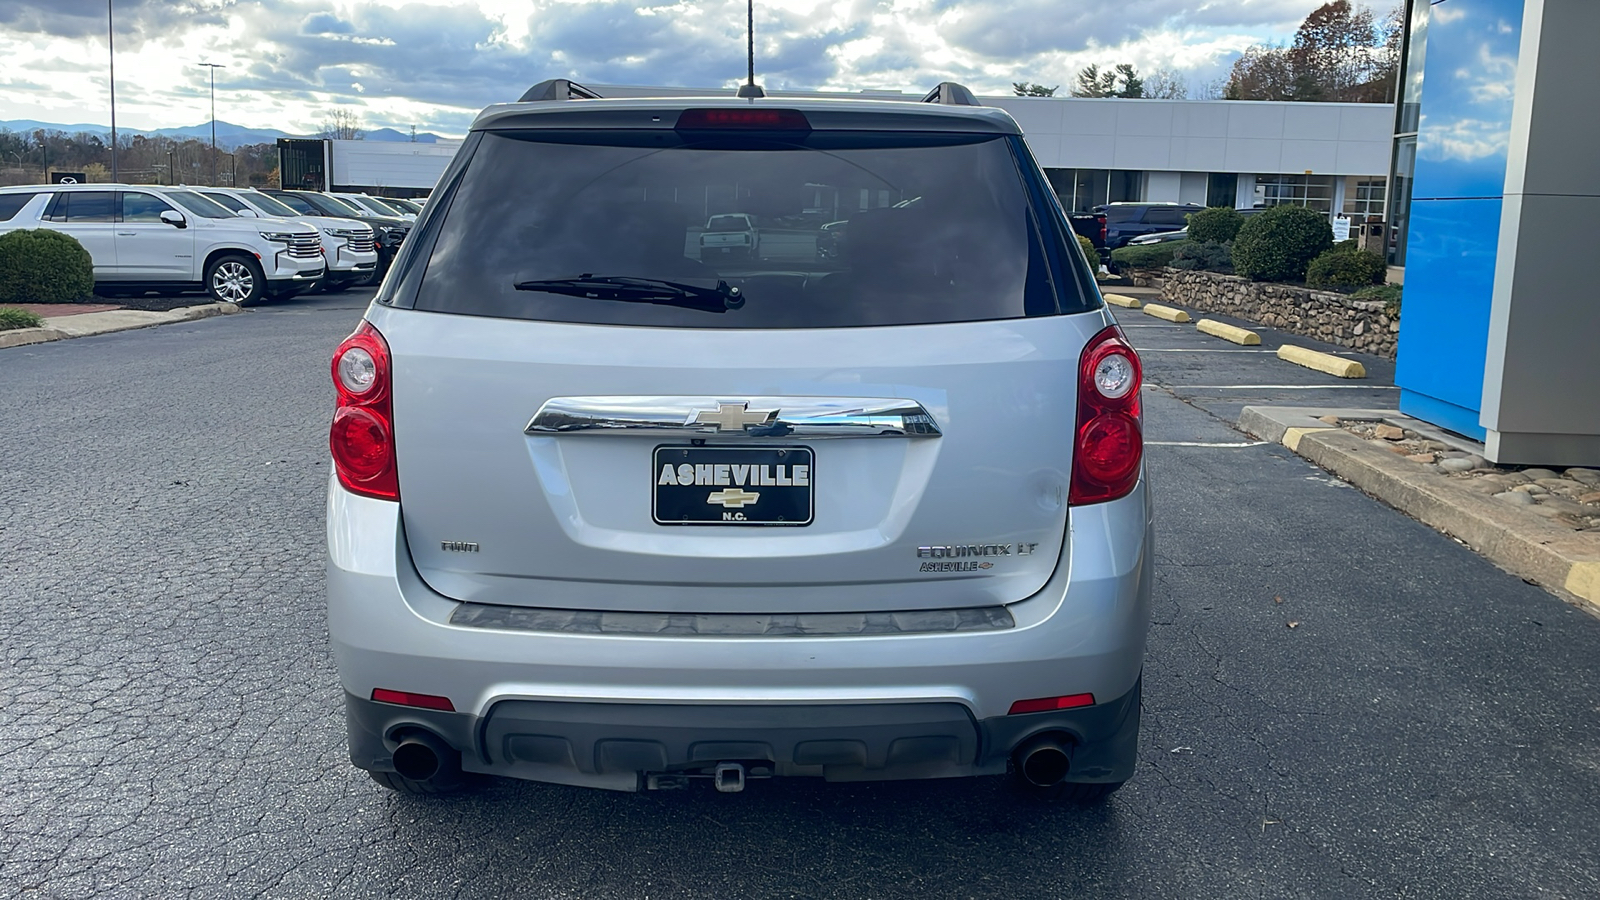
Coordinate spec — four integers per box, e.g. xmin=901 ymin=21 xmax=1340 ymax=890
xmin=1143 ymin=69 xmax=1188 ymax=99
xmin=1225 ymin=1 xmax=1401 ymax=103
xmin=1071 ymin=63 xmax=1145 ymax=98
xmin=319 ymin=109 xmax=365 ymax=141
xmin=1012 ymin=82 xmax=1059 ymax=97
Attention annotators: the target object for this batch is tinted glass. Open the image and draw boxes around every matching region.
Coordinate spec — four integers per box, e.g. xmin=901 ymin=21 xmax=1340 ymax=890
xmin=121 ymin=192 xmax=177 ymax=222
xmin=267 ymin=192 xmax=319 ymax=215
xmin=417 ymin=130 xmax=1088 ymax=328
xmin=317 ymin=194 xmax=366 ymax=215
xmin=203 ymin=192 xmax=249 ymax=213
xmin=241 ymin=192 xmax=300 ymax=218
xmin=1144 ymin=208 xmax=1190 ymax=226
xmin=1104 ymin=206 xmax=1140 ymax=222
xmin=0 ymin=192 xmax=40 ymax=221
xmin=63 ymin=191 xmax=116 ymax=222
xmin=165 ymin=190 xmax=235 ymax=218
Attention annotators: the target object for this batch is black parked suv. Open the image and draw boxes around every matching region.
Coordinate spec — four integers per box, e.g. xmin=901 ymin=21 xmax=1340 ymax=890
xmin=1100 ymin=203 xmax=1204 ymax=251
xmin=263 ymin=190 xmax=411 ymax=279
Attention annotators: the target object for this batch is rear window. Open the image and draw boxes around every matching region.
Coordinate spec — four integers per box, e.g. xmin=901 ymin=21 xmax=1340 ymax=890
xmin=414 ymin=129 xmax=1094 ymax=328
xmin=0 ymin=192 xmax=41 ymax=222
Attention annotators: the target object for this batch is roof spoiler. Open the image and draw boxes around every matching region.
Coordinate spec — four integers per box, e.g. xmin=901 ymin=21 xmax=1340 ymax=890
xmin=920 ymin=82 xmax=980 ymax=106
xmin=518 ymin=79 xmax=604 ymax=103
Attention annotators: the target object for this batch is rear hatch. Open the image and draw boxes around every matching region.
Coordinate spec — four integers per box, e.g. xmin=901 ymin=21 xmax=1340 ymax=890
xmin=378 ymin=106 xmax=1108 ymax=615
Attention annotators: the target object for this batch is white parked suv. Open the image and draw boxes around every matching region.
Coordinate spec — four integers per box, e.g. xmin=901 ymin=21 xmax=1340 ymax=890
xmin=0 ymin=183 xmax=325 ymax=305
xmin=194 ymin=187 xmax=378 ymax=292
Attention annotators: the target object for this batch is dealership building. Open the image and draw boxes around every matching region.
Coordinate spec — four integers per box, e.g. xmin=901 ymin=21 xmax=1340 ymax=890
xmin=292 ymin=85 xmax=1394 ymax=226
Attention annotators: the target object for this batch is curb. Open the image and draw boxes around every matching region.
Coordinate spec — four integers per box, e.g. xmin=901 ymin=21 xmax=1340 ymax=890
xmin=1278 ymin=344 xmax=1366 ymax=379
xmin=1104 ymin=293 xmax=1143 ymax=309
xmin=0 ymin=302 xmax=240 ymax=350
xmin=1195 ymin=318 xmax=1260 ymax=346
xmin=1141 ymin=302 xmax=1191 ymax=323
xmin=1241 ymin=405 xmax=1600 ymax=613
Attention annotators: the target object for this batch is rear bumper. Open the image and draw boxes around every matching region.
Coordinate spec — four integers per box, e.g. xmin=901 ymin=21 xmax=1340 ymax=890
xmin=346 ymin=677 xmax=1141 ymax=791
xmin=327 ymin=473 xmax=1152 ymax=788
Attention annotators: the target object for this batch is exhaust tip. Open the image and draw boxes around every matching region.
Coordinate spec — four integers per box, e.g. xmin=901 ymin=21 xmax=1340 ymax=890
xmin=392 ymin=736 xmax=443 ymax=782
xmin=1016 ymin=735 xmax=1073 ymax=787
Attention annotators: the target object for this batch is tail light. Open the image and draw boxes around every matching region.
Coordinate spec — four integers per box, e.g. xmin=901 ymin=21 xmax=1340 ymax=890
xmin=330 ymin=321 xmax=398 ymax=501
xmin=1069 ymin=325 xmax=1143 ymax=505
xmin=676 ymin=108 xmax=811 ymax=130
xmin=1097 ymin=214 xmax=1107 ymax=244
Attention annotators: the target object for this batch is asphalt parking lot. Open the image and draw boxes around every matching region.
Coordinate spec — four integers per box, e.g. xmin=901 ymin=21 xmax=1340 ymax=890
xmin=2 ymin=288 xmax=1598 ymax=898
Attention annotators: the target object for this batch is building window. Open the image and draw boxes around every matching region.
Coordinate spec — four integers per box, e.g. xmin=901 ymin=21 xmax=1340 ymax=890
xmin=1044 ymin=168 xmax=1145 ymax=213
xmin=1206 ymin=173 xmax=1238 ymax=208
xmin=1343 ymin=179 xmax=1387 ymax=224
xmin=1256 ymin=174 xmax=1334 ymax=213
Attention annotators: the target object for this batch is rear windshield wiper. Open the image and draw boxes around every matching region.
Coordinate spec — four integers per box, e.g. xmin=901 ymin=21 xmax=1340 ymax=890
xmin=513 ymin=275 xmax=745 ymax=313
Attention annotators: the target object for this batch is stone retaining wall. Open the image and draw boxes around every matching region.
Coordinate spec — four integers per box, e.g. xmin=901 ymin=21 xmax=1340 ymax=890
xmin=1159 ymin=269 xmax=1398 ymax=359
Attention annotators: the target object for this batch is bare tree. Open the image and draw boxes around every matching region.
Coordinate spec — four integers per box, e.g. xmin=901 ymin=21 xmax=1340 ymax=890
xmin=318 ymin=108 xmax=365 ymax=141
xmin=1142 ymin=69 xmax=1188 ymax=99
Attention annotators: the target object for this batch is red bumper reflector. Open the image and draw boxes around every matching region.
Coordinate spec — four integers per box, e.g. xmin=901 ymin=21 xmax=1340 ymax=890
xmin=371 ymin=689 xmax=455 ymax=712
xmin=1008 ymin=693 xmax=1095 ymax=715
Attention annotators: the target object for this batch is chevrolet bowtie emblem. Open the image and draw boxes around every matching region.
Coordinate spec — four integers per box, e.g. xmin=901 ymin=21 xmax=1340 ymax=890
xmin=692 ymin=402 xmax=779 ymax=432
xmin=707 ymin=488 xmax=761 ymax=508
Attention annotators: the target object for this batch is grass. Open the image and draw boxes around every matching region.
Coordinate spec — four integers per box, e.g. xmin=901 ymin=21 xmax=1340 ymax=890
xmin=0 ymin=306 xmax=45 ymax=331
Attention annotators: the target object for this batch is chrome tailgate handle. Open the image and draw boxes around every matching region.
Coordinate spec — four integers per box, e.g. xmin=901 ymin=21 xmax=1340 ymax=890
xmin=526 ymin=397 xmax=942 ymax=438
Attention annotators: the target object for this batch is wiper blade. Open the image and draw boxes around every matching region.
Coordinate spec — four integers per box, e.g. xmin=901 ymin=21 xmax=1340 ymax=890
xmin=513 ymin=275 xmax=744 ymax=313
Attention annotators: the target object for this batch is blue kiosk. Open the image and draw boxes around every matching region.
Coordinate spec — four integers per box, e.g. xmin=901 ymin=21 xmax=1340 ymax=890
xmin=1391 ymin=0 xmax=1599 ymax=465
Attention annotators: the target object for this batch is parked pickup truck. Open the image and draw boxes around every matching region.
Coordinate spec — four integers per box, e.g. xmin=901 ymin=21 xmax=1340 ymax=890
xmin=699 ymin=213 xmax=758 ymax=260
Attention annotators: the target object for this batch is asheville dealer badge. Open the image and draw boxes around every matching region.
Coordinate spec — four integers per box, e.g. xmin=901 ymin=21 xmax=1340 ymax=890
xmin=654 ymin=446 xmax=814 ymax=526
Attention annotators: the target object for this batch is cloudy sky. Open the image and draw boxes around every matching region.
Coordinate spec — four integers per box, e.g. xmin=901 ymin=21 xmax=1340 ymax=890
xmin=0 ymin=0 xmax=1374 ymax=136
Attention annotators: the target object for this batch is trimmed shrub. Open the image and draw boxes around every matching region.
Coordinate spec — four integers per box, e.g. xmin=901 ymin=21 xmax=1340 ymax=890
xmin=1231 ymin=205 xmax=1333 ymax=283
xmin=0 ymin=306 xmax=45 ymax=331
xmin=1306 ymin=246 xmax=1387 ymax=289
xmin=0 ymin=229 xmax=95 ymax=305
xmin=1110 ymin=239 xmax=1188 ymax=270
xmin=1076 ymin=233 xmax=1097 ymax=261
xmin=1168 ymin=241 xmax=1233 ymax=273
xmin=1187 ymin=206 xmax=1243 ymax=244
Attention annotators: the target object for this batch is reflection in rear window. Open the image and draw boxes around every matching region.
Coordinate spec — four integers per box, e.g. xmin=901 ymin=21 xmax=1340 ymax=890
xmin=414 ymin=130 xmax=1095 ymax=328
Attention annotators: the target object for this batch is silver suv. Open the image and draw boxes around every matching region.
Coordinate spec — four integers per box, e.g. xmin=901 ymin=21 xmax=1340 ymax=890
xmin=326 ymin=81 xmax=1152 ymax=801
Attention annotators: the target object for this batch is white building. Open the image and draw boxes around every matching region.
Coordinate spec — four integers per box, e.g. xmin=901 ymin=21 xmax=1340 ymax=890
xmin=285 ymin=84 xmax=1395 ymax=221
xmin=983 ymin=95 xmax=1393 ymax=223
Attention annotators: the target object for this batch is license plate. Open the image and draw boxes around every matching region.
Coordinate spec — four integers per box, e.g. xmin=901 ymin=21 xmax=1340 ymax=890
xmin=653 ymin=446 xmax=813 ymax=526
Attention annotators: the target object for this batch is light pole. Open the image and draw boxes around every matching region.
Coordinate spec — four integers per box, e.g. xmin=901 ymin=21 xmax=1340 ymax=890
xmin=199 ymin=62 xmax=225 ymax=185
xmin=108 ymin=0 xmax=117 ymax=181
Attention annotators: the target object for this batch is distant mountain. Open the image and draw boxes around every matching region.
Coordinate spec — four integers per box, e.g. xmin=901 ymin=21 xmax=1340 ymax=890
xmin=1 ymin=119 xmax=450 ymax=150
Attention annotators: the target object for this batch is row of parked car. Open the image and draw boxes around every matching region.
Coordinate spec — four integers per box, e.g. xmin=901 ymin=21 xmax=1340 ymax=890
xmin=0 ymin=183 xmax=425 ymax=305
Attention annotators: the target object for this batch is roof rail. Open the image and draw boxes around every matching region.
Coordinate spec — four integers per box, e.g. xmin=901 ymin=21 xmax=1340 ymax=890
xmin=920 ymin=82 xmax=981 ymax=107
xmin=518 ymin=79 xmax=604 ymax=103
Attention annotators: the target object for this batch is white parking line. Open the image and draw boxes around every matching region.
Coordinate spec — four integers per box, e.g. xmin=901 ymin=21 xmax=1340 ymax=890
xmin=1145 ymin=440 xmax=1268 ymax=448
